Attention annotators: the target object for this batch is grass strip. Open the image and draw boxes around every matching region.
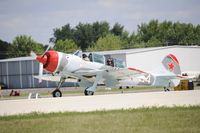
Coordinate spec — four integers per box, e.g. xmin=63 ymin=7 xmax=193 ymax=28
xmin=0 ymin=106 xmax=200 ymax=133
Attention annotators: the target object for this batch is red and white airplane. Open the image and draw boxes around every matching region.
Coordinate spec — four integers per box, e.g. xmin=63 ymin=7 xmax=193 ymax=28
xmin=32 ymin=48 xmax=182 ymax=97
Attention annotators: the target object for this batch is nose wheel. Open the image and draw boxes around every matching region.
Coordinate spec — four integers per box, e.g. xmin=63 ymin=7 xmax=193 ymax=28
xmin=52 ymin=77 xmax=66 ymax=97
xmin=52 ymin=89 xmax=62 ymax=97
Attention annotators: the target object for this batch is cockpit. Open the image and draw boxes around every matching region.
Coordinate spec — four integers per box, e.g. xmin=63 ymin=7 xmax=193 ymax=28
xmin=74 ymin=50 xmax=125 ymax=68
xmin=73 ymin=50 xmax=125 ymax=68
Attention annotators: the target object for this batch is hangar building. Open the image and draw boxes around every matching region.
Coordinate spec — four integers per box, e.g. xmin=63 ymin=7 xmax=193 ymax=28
xmin=0 ymin=57 xmax=74 ymax=89
xmin=0 ymin=45 xmax=200 ymax=89
xmin=97 ymin=45 xmax=200 ymax=74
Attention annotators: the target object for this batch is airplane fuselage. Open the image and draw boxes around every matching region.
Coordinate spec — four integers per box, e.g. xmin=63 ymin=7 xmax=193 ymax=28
xmin=56 ymin=52 xmax=105 ymax=75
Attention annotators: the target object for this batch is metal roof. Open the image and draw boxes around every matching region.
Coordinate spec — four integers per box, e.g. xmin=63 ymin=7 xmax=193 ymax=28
xmin=94 ymin=45 xmax=200 ymax=55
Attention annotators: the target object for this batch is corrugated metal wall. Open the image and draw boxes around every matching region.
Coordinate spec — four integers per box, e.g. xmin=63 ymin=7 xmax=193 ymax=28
xmin=0 ymin=59 xmax=74 ymax=89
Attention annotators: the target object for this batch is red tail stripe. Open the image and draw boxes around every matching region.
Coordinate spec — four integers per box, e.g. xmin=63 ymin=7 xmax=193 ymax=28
xmin=168 ymin=54 xmax=179 ymax=65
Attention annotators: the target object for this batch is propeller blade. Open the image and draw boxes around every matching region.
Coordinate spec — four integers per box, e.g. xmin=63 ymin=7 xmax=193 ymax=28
xmin=42 ymin=43 xmax=56 ymax=57
xmin=39 ymin=63 xmax=43 ymax=83
xmin=42 ymin=45 xmax=51 ymax=57
xmin=30 ymin=51 xmax=37 ymax=58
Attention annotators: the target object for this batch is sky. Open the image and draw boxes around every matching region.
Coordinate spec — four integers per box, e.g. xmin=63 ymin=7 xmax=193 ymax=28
xmin=0 ymin=0 xmax=199 ymax=44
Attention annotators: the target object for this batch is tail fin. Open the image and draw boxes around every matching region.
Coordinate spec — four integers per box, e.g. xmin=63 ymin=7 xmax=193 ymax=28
xmin=162 ymin=54 xmax=181 ymax=75
xmin=151 ymin=54 xmax=181 ymax=87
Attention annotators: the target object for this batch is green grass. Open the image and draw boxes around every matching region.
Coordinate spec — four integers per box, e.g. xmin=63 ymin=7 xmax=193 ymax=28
xmin=0 ymin=106 xmax=200 ymax=133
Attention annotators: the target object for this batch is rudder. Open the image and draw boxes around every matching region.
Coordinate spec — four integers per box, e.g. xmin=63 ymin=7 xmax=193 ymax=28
xmin=162 ymin=54 xmax=181 ymax=75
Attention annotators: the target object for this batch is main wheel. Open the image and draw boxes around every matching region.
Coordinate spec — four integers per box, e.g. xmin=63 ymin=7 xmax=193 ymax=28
xmin=84 ymin=89 xmax=94 ymax=96
xmin=164 ymin=87 xmax=170 ymax=92
xmin=52 ymin=89 xmax=62 ymax=97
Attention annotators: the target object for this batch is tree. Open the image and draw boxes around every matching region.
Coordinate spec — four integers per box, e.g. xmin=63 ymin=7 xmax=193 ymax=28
xmin=73 ymin=23 xmax=94 ymax=50
xmin=120 ymin=31 xmax=130 ymax=49
xmin=194 ymin=25 xmax=200 ymax=45
xmin=52 ymin=21 xmax=129 ymax=51
xmin=157 ymin=21 xmax=175 ymax=45
xmin=111 ymin=23 xmax=124 ymax=36
xmin=54 ymin=39 xmax=78 ymax=53
xmin=87 ymin=34 xmax=122 ymax=51
xmin=9 ymin=35 xmax=44 ymax=57
xmin=0 ymin=39 xmax=11 ymax=59
xmin=146 ymin=37 xmax=161 ymax=47
xmin=52 ymin=20 xmax=200 ymax=51
xmin=180 ymin=23 xmax=192 ymax=45
xmin=129 ymin=33 xmax=146 ymax=48
xmin=92 ymin=21 xmax=110 ymax=42
xmin=137 ymin=20 xmax=159 ymax=43
xmin=136 ymin=20 xmax=200 ymax=46
xmin=53 ymin=24 xmax=74 ymax=42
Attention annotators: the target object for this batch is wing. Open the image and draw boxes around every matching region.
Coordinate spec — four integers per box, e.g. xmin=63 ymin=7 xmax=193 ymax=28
xmin=68 ymin=66 xmax=147 ymax=79
xmin=105 ymin=67 xmax=148 ymax=80
xmin=101 ymin=67 xmax=148 ymax=87
xmin=33 ymin=66 xmax=148 ymax=87
xmin=34 ymin=74 xmax=78 ymax=82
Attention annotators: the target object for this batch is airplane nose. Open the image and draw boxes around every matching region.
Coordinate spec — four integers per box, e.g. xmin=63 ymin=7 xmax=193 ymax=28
xmin=36 ymin=50 xmax=59 ymax=73
xmin=36 ymin=55 xmax=47 ymax=65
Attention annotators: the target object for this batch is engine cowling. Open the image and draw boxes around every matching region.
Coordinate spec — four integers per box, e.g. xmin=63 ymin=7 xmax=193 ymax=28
xmin=36 ymin=50 xmax=59 ymax=73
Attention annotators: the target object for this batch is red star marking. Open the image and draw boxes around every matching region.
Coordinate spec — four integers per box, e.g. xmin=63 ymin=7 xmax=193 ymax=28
xmin=168 ymin=63 xmax=174 ymax=71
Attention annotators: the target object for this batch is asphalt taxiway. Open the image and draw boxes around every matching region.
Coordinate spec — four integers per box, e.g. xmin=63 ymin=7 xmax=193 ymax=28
xmin=0 ymin=90 xmax=200 ymax=116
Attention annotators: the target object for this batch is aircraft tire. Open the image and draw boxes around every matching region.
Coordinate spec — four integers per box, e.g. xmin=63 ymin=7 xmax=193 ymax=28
xmin=52 ymin=89 xmax=62 ymax=97
xmin=164 ymin=87 xmax=170 ymax=92
xmin=84 ymin=89 xmax=94 ymax=96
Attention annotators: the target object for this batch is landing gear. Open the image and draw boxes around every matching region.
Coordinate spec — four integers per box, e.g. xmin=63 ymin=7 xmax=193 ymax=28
xmin=52 ymin=77 xmax=66 ymax=97
xmin=84 ymin=89 xmax=94 ymax=96
xmin=164 ymin=87 xmax=170 ymax=91
xmin=83 ymin=72 xmax=102 ymax=96
xmin=52 ymin=89 xmax=62 ymax=97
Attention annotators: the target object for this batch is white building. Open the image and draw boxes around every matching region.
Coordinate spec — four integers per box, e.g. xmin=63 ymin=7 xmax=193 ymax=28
xmin=97 ymin=45 xmax=200 ymax=75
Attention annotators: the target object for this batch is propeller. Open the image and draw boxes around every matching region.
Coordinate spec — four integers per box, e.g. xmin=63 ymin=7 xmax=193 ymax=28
xmin=30 ymin=51 xmax=37 ymax=58
xmin=42 ymin=45 xmax=52 ymax=57
xmin=31 ymin=38 xmax=56 ymax=83
xmin=36 ymin=54 xmax=47 ymax=83
xmin=39 ymin=45 xmax=55 ymax=82
xmin=42 ymin=39 xmax=55 ymax=55
xmin=30 ymin=51 xmax=45 ymax=83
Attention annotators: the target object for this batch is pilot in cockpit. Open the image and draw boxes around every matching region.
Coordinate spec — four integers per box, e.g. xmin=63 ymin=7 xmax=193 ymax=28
xmin=82 ymin=54 xmax=90 ymax=61
xmin=107 ymin=58 xmax=114 ymax=67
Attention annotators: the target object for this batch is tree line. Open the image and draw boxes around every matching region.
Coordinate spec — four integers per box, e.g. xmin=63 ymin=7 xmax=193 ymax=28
xmin=0 ymin=20 xmax=200 ymax=59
